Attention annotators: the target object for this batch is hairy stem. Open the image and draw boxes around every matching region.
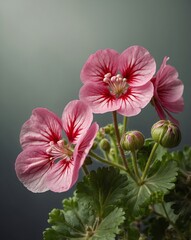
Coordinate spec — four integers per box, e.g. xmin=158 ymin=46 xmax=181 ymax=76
xmin=112 ymin=111 xmax=138 ymax=183
xmin=112 ymin=111 xmax=129 ymax=169
xmin=82 ymin=165 xmax=89 ymax=176
xmin=123 ymin=116 xmax=128 ymax=134
xmin=89 ymin=151 xmax=126 ymax=172
xmin=131 ymin=150 xmax=141 ymax=180
xmin=141 ymin=142 xmax=159 ymax=182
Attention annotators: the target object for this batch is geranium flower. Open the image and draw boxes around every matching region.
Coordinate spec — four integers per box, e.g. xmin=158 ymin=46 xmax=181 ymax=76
xmin=79 ymin=46 xmax=156 ymax=116
xmin=15 ymin=100 xmax=99 ymax=193
xmin=151 ymin=57 xmax=184 ymax=124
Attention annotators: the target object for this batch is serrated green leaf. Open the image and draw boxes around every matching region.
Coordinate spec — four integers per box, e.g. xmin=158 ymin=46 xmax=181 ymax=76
xmin=44 ymin=189 xmax=125 ymax=239
xmin=76 ymin=167 xmax=128 ymax=217
xmin=43 ymin=199 xmax=93 ymax=240
xmin=43 ymin=227 xmax=67 ymax=240
xmin=154 ymin=202 xmax=179 ymax=224
xmin=91 ymin=208 xmax=125 ymax=240
xmin=127 ymin=160 xmax=178 ymax=216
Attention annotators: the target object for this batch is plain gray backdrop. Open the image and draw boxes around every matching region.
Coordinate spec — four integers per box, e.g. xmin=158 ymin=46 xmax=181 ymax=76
xmin=1 ymin=0 xmax=191 ymax=239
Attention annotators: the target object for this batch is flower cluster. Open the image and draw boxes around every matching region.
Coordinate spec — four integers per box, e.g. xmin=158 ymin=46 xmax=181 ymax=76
xmin=15 ymin=45 xmax=184 ymax=193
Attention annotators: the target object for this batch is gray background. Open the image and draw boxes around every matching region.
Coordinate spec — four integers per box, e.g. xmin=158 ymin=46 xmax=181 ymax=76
xmin=1 ymin=0 xmax=190 ymax=239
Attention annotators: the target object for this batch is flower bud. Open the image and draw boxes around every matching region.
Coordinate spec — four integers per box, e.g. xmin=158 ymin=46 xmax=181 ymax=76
xmin=99 ymin=138 xmax=111 ymax=152
xmin=151 ymin=120 xmax=181 ymax=148
xmin=120 ymin=131 xmax=145 ymax=151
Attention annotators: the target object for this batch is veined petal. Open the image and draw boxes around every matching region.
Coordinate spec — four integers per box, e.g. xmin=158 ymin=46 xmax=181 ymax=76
xmin=62 ymin=100 xmax=93 ymax=144
xmin=158 ymin=78 xmax=184 ymax=102
xmin=73 ymin=122 xmax=99 ymax=169
xmin=119 ymin=45 xmax=156 ymax=87
xmin=20 ymin=108 xmax=62 ymax=149
xmin=15 ymin=146 xmax=52 ymax=193
xmin=79 ymin=83 xmax=120 ymax=113
xmin=46 ymin=123 xmax=98 ymax=192
xmin=152 ymin=98 xmax=167 ymax=120
xmin=80 ymin=49 xmax=119 ymax=84
xmin=162 ymin=97 xmax=184 ymax=113
xmin=155 ymin=58 xmax=184 ymax=102
xmin=118 ymin=82 xmax=154 ymax=116
xmin=45 ymin=159 xmax=75 ymax=192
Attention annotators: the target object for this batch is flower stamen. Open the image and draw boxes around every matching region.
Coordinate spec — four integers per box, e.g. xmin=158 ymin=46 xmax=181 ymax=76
xmin=103 ymin=73 xmax=128 ymax=98
xmin=46 ymin=140 xmax=73 ymax=162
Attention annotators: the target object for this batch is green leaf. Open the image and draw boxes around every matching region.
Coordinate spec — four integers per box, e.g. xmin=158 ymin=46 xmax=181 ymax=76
xmin=76 ymin=167 xmax=128 ymax=217
xmin=43 ymin=197 xmax=125 ymax=240
xmin=154 ymin=202 xmax=179 ymax=224
xmin=91 ymin=208 xmax=125 ymax=240
xmin=127 ymin=160 xmax=178 ymax=216
xmin=43 ymin=198 xmax=94 ymax=240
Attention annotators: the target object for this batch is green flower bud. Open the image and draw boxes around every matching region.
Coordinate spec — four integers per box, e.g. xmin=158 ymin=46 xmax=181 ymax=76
xmin=99 ymin=138 xmax=111 ymax=152
xmin=151 ymin=120 xmax=181 ymax=148
xmin=120 ymin=131 xmax=145 ymax=151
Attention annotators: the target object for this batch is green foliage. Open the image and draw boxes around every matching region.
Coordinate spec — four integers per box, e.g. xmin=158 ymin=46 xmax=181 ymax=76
xmin=44 ymin=143 xmax=191 ymax=240
xmin=43 ymin=167 xmax=126 ymax=240
xmin=76 ymin=167 xmax=128 ymax=217
xmin=126 ymin=160 xmax=178 ymax=216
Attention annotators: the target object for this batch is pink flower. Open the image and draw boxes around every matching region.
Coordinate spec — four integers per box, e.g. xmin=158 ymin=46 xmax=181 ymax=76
xmin=151 ymin=57 xmax=184 ymax=124
xmin=15 ymin=100 xmax=99 ymax=193
xmin=79 ymin=46 xmax=156 ymax=116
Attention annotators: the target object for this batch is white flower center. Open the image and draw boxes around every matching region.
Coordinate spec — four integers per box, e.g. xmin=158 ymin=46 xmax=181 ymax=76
xmin=103 ymin=73 xmax=128 ymax=98
xmin=46 ymin=140 xmax=73 ymax=162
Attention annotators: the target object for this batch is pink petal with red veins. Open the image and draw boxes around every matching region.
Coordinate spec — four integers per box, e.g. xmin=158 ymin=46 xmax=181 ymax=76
xmin=46 ymin=123 xmax=99 ymax=192
xmin=62 ymin=100 xmax=93 ymax=144
xmin=15 ymin=146 xmax=52 ymax=193
xmin=118 ymin=82 xmax=154 ymax=116
xmin=79 ymin=83 xmax=120 ymax=113
xmin=162 ymin=97 xmax=184 ymax=113
xmin=158 ymin=78 xmax=184 ymax=102
xmin=20 ymin=108 xmax=62 ymax=149
xmin=45 ymin=159 xmax=75 ymax=192
xmin=155 ymin=58 xmax=184 ymax=102
xmin=73 ymin=122 xmax=99 ymax=168
xmin=80 ymin=49 xmax=119 ymax=84
xmin=119 ymin=46 xmax=156 ymax=87
xmin=153 ymin=99 xmax=166 ymax=120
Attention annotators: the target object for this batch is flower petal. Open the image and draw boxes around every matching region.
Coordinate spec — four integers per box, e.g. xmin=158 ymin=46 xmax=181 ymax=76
xmin=80 ymin=49 xmax=119 ymax=84
xmin=162 ymin=97 xmax=184 ymax=113
xmin=119 ymin=45 xmax=156 ymax=87
xmin=62 ymin=100 xmax=93 ymax=144
xmin=46 ymin=123 xmax=99 ymax=193
xmin=20 ymin=108 xmax=62 ymax=149
xmin=155 ymin=58 xmax=184 ymax=102
xmin=79 ymin=83 xmax=120 ymax=113
xmin=45 ymin=159 xmax=75 ymax=192
xmin=118 ymin=82 xmax=154 ymax=116
xmin=73 ymin=122 xmax=99 ymax=169
xmin=15 ymin=146 xmax=52 ymax=193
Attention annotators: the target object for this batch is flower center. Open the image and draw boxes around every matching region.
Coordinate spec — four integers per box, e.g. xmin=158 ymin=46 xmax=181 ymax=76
xmin=103 ymin=73 xmax=128 ymax=98
xmin=46 ymin=140 xmax=73 ymax=162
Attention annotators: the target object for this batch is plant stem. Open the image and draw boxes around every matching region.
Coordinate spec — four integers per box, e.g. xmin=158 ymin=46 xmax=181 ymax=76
xmin=123 ymin=116 xmax=128 ymax=134
xmin=89 ymin=150 xmax=138 ymax=183
xmin=131 ymin=150 xmax=141 ymax=180
xmin=110 ymin=111 xmax=139 ymax=183
xmin=82 ymin=165 xmax=89 ymax=176
xmin=141 ymin=142 xmax=159 ymax=182
xmin=112 ymin=111 xmax=129 ymax=169
xmin=89 ymin=151 xmax=126 ymax=172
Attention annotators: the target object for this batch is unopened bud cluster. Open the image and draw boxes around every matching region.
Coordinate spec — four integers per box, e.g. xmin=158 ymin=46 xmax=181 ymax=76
xmin=120 ymin=130 xmax=145 ymax=151
xmin=151 ymin=120 xmax=181 ymax=148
